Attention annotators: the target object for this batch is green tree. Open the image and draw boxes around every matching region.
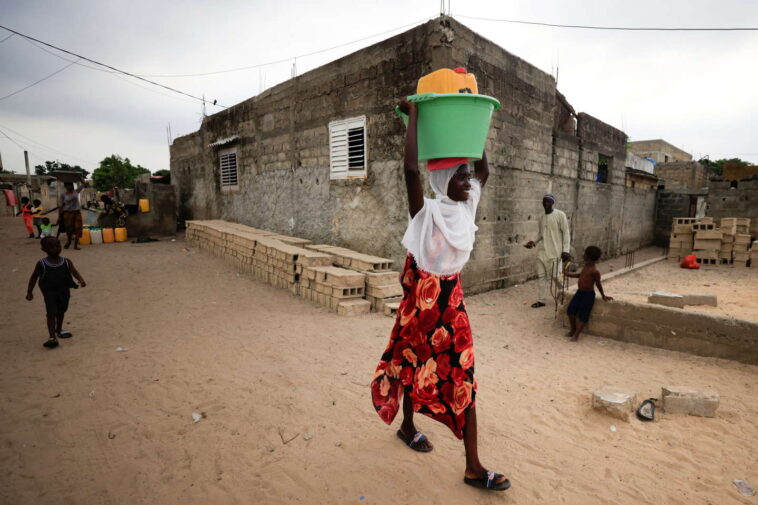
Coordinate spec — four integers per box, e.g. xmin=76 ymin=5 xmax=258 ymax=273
xmin=91 ymin=155 xmax=150 ymax=191
xmin=699 ymin=157 xmax=752 ymax=176
xmin=34 ymin=160 xmax=90 ymax=179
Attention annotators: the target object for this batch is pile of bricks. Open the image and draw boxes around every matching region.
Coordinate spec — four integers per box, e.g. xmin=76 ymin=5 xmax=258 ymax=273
xmin=719 ymin=218 xmax=736 ymax=264
xmin=299 ymin=266 xmax=370 ymax=316
xmin=667 ymin=217 xmax=753 ymax=267
xmin=733 ymin=232 xmax=752 ymax=267
xmin=668 ymin=217 xmax=700 ymax=260
xmin=186 ymin=219 xmax=403 ymax=316
xmin=692 ymin=220 xmax=720 ymax=265
xmin=186 ymin=220 xmax=334 ymax=293
xmin=304 ymin=244 xmax=401 ymax=312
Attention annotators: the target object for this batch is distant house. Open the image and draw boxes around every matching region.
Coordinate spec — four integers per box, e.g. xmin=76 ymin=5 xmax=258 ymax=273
xmin=628 ymin=139 xmax=692 ymax=164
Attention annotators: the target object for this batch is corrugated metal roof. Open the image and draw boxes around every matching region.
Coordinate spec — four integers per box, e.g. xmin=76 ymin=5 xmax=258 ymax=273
xmin=208 ymin=135 xmax=239 ymax=147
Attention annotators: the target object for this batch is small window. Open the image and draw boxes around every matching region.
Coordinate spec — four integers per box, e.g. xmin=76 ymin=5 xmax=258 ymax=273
xmin=664 ymin=155 xmax=669 ymax=162
xmin=219 ymin=147 xmax=238 ymax=191
xmin=329 ymin=116 xmax=367 ymax=180
xmin=596 ymin=154 xmax=610 ymax=183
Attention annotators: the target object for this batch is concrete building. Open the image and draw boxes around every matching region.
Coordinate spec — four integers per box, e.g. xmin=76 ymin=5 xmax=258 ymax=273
xmin=170 ymin=17 xmax=657 ymax=293
xmin=624 ymin=152 xmax=657 ymax=189
xmin=628 ymin=139 xmax=692 ymax=164
xmin=655 ymin=161 xmax=708 ymax=191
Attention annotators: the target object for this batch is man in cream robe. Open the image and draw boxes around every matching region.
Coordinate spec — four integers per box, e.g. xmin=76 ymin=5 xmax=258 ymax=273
xmin=525 ymin=194 xmax=571 ymax=308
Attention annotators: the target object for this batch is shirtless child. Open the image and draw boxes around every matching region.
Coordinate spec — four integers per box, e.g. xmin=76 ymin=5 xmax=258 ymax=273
xmin=564 ymin=246 xmax=612 ymax=341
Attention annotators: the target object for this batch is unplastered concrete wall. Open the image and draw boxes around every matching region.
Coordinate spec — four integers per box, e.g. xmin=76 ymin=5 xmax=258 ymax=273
xmin=171 ymin=17 xmax=656 ymax=294
xmin=656 ymin=161 xmax=708 ymax=191
xmin=707 ymin=178 xmax=758 ymax=237
xmin=568 ymin=297 xmax=758 ymax=365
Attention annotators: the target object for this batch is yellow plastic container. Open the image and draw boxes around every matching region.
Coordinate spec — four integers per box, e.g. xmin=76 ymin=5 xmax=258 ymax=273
xmin=115 ymin=227 xmax=128 ymax=242
xmin=80 ymin=228 xmax=91 ymax=245
xmin=139 ymin=199 xmax=150 ymax=213
xmin=102 ymin=228 xmax=115 ymax=243
xmin=416 ymin=67 xmax=478 ymax=95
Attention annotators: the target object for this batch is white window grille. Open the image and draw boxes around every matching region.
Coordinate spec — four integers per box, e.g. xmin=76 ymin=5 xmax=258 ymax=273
xmin=329 ymin=116 xmax=367 ymax=180
xmin=219 ymin=147 xmax=239 ymax=190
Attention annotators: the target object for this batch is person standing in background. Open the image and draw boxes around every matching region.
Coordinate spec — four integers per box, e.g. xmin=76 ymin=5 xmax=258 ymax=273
xmin=524 ymin=194 xmax=571 ymax=308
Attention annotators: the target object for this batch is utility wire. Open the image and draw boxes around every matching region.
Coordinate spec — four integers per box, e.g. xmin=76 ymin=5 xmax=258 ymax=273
xmin=0 ymin=25 xmax=227 ymax=108
xmin=0 ymin=33 xmax=14 ymax=43
xmin=455 ymin=14 xmax=758 ymax=31
xmin=20 ymin=38 xmax=199 ymax=105
xmin=0 ymin=122 xmax=96 ymax=165
xmin=0 ymin=59 xmax=79 ymax=102
xmin=0 ymin=127 xmax=26 ymax=151
xmin=136 ymin=17 xmax=432 ymax=78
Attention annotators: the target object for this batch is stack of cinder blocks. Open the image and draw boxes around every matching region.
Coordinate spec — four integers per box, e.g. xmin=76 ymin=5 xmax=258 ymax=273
xmin=733 ymin=232 xmax=752 ymax=267
xmin=185 ymin=220 xmax=332 ymax=294
xmin=692 ymin=219 xmax=720 ymax=265
xmin=668 ymin=218 xmax=696 ymax=260
xmin=719 ymin=218 xmax=736 ymax=264
xmin=299 ymin=266 xmax=370 ymax=315
xmin=305 ymin=244 xmax=401 ymax=313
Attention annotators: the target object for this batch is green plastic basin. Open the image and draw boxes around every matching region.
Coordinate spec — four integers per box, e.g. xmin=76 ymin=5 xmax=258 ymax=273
xmin=396 ymin=93 xmax=501 ymax=161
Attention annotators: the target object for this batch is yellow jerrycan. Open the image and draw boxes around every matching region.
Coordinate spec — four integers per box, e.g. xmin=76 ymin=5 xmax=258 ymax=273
xmin=416 ymin=67 xmax=478 ymax=95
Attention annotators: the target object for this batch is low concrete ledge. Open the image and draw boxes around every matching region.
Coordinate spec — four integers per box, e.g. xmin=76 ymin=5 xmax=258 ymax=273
xmin=563 ymin=298 xmax=758 ymax=365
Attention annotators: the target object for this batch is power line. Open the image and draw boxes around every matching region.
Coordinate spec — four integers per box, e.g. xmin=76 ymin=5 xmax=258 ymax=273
xmin=455 ymin=14 xmax=758 ymax=31
xmin=0 ymin=59 xmax=79 ymax=102
xmin=0 ymin=127 xmax=26 ymax=151
xmin=0 ymin=122 xmax=96 ymax=165
xmin=135 ymin=17 xmax=432 ymax=78
xmin=17 ymin=38 xmax=200 ymax=105
xmin=0 ymin=33 xmax=14 ymax=43
xmin=0 ymin=25 xmax=227 ymax=108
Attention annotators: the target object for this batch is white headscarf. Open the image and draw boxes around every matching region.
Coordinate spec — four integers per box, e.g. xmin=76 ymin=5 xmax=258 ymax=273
xmin=401 ymin=165 xmax=481 ymax=276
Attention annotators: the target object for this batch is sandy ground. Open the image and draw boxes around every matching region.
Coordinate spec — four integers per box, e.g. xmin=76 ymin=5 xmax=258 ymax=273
xmin=1 ymin=216 xmax=757 ymax=505
xmin=604 ymin=259 xmax=758 ymax=322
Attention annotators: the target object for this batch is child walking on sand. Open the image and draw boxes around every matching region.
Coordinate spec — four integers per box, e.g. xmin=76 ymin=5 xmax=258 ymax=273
xmin=26 ymin=237 xmax=86 ymax=348
xmin=32 ymin=199 xmax=45 ymax=238
xmin=20 ymin=197 xmax=35 ymax=238
xmin=370 ymin=99 xmax=510 ymax=491
xmin=564 ymin=246 xmax=612 ymax=341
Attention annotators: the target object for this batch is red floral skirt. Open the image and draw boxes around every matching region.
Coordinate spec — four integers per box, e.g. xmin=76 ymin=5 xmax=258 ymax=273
xmin=371 ymin=254 xmax=476 ymax=439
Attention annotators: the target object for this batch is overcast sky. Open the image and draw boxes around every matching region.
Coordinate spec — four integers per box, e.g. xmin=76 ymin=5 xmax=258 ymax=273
xmin=1 ymin=0 xmax=757 ymax=174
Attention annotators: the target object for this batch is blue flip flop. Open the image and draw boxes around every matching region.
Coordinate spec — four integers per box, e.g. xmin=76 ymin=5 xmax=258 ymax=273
xmin=464 ymin=470 xmax=511 ymax=491
xmin=396 ymin=430 xmax=433 ymax=452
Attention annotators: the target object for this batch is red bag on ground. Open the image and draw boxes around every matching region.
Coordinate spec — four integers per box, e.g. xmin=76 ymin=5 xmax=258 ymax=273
xmin=680 ymin=254 xmax=700 ymax=269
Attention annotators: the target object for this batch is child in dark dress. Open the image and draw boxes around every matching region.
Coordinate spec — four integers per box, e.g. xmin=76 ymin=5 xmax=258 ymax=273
xmin=26 ymin=237 xmax=87 ymax=348
xmin=565 ymin=246 xmax=612 ymax=341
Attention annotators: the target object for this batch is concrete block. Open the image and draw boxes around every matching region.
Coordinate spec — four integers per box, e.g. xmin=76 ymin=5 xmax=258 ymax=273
xmin=337 ymin=299 xmax=371 ymax=316
xmin=648 ymin=291 xmax=684 ymax=308
xmin=592 ymin=386 xmax=637 ymax=422
xmin=694 ymin=229 xmax=722 ymax=240
xmin=365 ymin=271 xmax=401 ymax=286
xmin=661 ymin=386 xmax=719 ymax=417
xmin=682 ymin=293 xmax=717 ymax=307
xmin=366 ymin=283 xmax=403 ymax=299
xmin=383 ymin=301 xmax=401 ymax=317
xmin=735 ymin=234 xmax=751 ymax=244
xmin=693 ymin=239 xmax=721 ymax=250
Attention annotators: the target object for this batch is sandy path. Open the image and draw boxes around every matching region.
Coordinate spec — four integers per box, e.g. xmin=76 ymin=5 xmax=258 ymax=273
xmin=604 ymin=259 xmax=758 ymax=322
xmin=1 ymin=216 xmax=756 ymax=505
